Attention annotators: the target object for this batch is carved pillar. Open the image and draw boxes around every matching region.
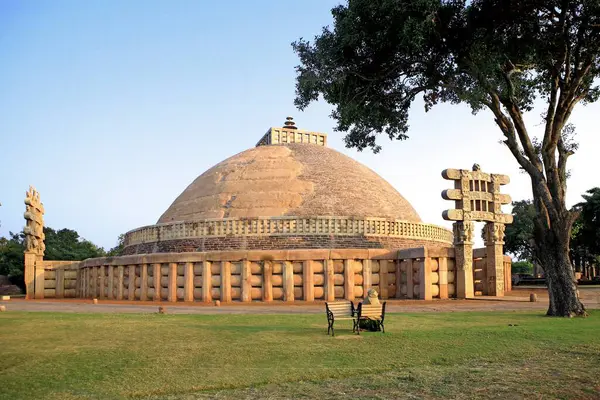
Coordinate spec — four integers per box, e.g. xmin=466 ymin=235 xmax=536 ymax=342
xmin=34 ymin=256 xmax=45 ymax=299
xmin=325 ymin=259 xmax=335 ymax=302
xmin=220 ymin=261 xmax=232 ymax=303
xmin=202 ymin=261 xmax=212 ymax=303
xmin=241 ymin=260 xmax=251 ymax=302
xmin=484 ymin=222 xmax=506 ymax=297
xmin=344 ymin=259 xmax=354 ymax=301
xmin=454 ymin=221 xmax=475 ymax=299
xmin=283 ymin=261 xmax=294 ymax=302
xmin=303 ymin=260 xmax=314 ymax=302
xmin=262 ymin=260 xmax=273 ymax=302
xmin=363 ymin=259 xmax=372 ymax=297
xmin=24 ymin=252 xmax=37 ymax=299
xmin=184 ymin=262 xmax=194 ymax=302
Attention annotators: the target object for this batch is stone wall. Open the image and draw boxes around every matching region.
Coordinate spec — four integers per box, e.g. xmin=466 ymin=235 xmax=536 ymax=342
xmin=34 ymin=247 xmax=461 ymax=302
xmin=123 ymin=217 xmax=453 ymax=255
xmin=122 ymin=236 xmax=448 ymax=255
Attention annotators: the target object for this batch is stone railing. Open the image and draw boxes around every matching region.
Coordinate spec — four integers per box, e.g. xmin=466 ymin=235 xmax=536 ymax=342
xmin=32 ymin=260 xmax=79 ymax=299
xmin=123 ymin=217 xmax=454 ymax=248
xmin=473 ymin=248 xmax=512 ymax=295
xmin=31 ymin=247 xmax=467 ymax=302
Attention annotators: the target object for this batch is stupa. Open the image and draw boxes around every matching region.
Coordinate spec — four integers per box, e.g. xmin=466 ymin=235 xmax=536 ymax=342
xmin=122 ymin=118 xmax=452 ymax=254
xmin=24 ymin=119 xmax=512 ymax=303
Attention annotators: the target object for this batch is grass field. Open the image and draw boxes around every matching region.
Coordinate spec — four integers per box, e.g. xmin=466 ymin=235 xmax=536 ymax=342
xmin=1 ymin=310 xmax=599 ymax=399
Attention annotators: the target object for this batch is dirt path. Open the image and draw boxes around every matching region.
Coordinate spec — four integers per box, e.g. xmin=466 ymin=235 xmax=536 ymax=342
xmin=2 ymin=288 xmax=598 ymax=314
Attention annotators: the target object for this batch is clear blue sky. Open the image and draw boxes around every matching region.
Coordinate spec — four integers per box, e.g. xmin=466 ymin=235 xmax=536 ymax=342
xmin=1 ymin=0 xmax=598 ymax=250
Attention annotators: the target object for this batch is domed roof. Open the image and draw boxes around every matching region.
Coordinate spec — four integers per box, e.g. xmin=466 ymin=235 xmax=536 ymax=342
xmin=158 ymin=142 xmax=421 ymax=223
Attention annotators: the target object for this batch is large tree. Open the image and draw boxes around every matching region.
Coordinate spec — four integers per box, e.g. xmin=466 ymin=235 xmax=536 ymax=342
xmin=293 ymin=0 xmax=600 ymax=316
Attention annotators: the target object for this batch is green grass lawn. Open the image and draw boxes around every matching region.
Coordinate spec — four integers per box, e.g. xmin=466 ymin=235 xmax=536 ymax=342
xmin=1 ymin=311 xmax=599 ymax=399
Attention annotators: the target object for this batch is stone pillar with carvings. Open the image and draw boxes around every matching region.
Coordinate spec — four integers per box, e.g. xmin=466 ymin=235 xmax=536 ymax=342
xmin=23 ymin=186 xmax=45 ymax=299
xmin=484 ymin=222 xmax=506 ymax=296
xmin=454 ymin=221 xmax=475 ymax=299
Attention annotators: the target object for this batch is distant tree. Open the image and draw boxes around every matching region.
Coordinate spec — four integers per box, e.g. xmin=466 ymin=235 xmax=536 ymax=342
xmin=293 ymin=0 xmax=600 ymax=316
xmin=571 ymin=187 xmax=600 ymax=268
xmin=106 ymin=234 xmax=125 ymax=256
xmin=0 ymin=227 xmax=106 ymax=290
xmin=504 ymin=201 xmax=537 ymax=262
xmin=0 ymin=232 xmax=26 ymax=287
xmin=43 ymin=227 xmax=106 ymax=261
xmin=512 ymin=261 xmax=534 ymax=275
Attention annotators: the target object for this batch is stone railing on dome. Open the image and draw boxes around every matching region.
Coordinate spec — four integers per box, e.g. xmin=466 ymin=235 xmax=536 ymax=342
xmin=123 ymin=217 xmax=454 ymax=248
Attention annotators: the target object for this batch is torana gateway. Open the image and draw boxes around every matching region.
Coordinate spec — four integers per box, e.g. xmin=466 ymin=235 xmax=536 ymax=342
xmin=23 ymin=118 xmax=512 ymax=303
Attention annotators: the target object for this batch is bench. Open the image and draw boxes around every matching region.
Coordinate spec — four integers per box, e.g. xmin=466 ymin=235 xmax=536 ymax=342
xmin=355 ymin=302 xmax=386 ymax=335
xmin=325 ymin=301 xmax=356 ymax=336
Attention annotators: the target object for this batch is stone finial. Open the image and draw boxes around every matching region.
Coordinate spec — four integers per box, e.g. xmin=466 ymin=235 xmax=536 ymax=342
xmin=472 ymin=163 xmax=481 ymax=171
xmin=283 ymin=116 xmax=298 ymax=130
xmin=24 ymin=186 xmax=45 ymax=256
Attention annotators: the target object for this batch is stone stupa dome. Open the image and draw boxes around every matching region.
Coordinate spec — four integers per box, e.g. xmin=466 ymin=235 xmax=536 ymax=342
xmin=123 ymin=118 xmax=452 ymax=254
xmin=157 ymin=143 xmax=421 ymax=224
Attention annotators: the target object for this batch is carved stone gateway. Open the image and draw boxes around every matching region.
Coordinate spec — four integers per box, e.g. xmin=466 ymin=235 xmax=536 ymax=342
xmin=23 ymin=186 xmax=45 ymax=299
xmin=442 ymin=165 xmax=512 ymax=298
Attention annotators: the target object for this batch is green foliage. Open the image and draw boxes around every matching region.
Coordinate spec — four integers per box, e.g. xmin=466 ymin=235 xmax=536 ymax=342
xmin=572 ymin=187 xmax=600 ymax=261
xmin=106 ymin=234 xmax=125 ymax=257
xmin=0 ymin=227 xmax=107 ymax=290
xmin=293 ymin=0 xmax=600 ymax=152
xmin=504 ymin=200 xmax=537 ymax=261
xmin=512 ymin=260 xmax=533 ymax=275
xmin=43 ymin=227 xmax=106 ymax=261
xmin=0 ymin=232 xmax=25 ymax=287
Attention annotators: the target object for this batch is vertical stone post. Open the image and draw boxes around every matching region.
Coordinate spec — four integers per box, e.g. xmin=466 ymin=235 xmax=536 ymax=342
xmin=283 ymin=261 xmax=294 ymax=302
xmin=484 ymin=222 xmax=506 ymax=297
xmin=262 ymin=260 xmax=273 ymax=302
xmin=438 ymin=258 xmax=449 ymax=299
xmin=395 ymin=260 xmax=403 ymax=299
xmin=241 ymin=259 xmax=251 ymax=302
xmin=303 ymin=260 xmax=314 ymax=302
xmin=184 ymin=262 xmax=194 ymax=302
xmin=140 ymin=264 xmax=148 ymax=301
xmin=117 ymin=266 xmax=124 ymax=300
xmin=98 ymin=265 xmax=105 ymax=299
xmin=153 ymin=263 xmax=161 ymax=301
xmin=24 ymin=253 xmax=37 ymax=299
xmin=128 ymin=265 xmax=136 ymax=301
xmin=420 ymin=257 xmax=433 ymax=300
xmin=406 ymin=259 xmax=414 ymax=299
xmin=379 ymin=260 xmax=388 ymax=299
xmin=344 ymin=259 xmax=354 ymax=301
xmin=168 ymin=263 xmax=177 ymax=302
xmin=82 ymin=267 xmax=88 ymax=298
xmin=107 ymin=265 xmax=114 ymax=299
xmin=56 ymin=268 xmax=65 ymax=299
xmin=363 ymin=259 xmax=372 ymax=297
xmin=202 ymin=261 xmax=212 ymax=303
xmin=91 ymin=266 xmax=98 ymax=298
xmin=454 ymin=221 xmax=475 ymax=299
xmin=221 ymin=261 xmax=232 ymax=303
xmin=325 ymin=259 xmax=335 ymax=302
xmin=33 ymin=259 xmax=45 ymax=299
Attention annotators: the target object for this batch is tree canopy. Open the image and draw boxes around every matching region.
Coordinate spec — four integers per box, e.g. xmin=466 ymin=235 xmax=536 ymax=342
xmin=293 ymin=0 xmax=600 ymax=316
xmin=0 ymin=227 xmax=121 ymax=290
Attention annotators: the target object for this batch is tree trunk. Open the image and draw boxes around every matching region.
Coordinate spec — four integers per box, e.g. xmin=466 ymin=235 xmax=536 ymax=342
xmin=534 ymin=214 xmax=586 ymax=317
